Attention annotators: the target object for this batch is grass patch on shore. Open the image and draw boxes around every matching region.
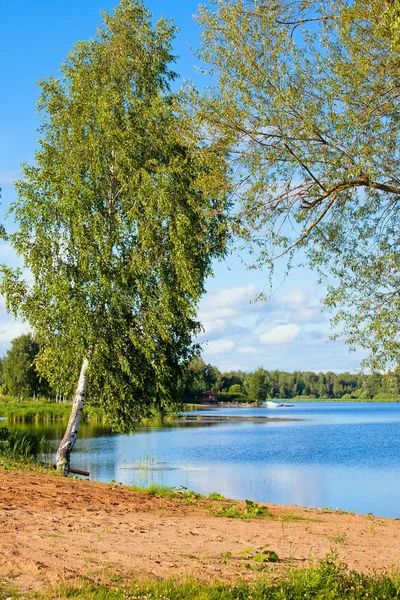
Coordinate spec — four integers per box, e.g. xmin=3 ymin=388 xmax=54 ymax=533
xmin=0 ymin=397 xmax=180 ymax=425
xmin=130 ymin=483 xmax=204 ymax=505
xmin=130 ymin=482 xmax=181 ymax=497
xmin=0 ymin=399 xmax=107 ymax=424
xmin=3 ymin=554 xmax=400 ymax=599
xmin=211 ymin=499 xmax=271 ymax=520
xmin=0 ymin=399 xmax=72 ymax=422
xmin=128 ymin=483 xmax=304 ymax=521
xmin=0 ymin=455 xmax=56 ymax=474
xmin=0 ymin=427 xmax=52 ymax=461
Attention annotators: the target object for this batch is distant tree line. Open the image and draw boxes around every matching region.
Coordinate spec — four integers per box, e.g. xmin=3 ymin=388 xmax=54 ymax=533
xmin=1 ymin=335 xmax=399 ymax=403
xmin=183 ymin=358 xmax=400 ymax=404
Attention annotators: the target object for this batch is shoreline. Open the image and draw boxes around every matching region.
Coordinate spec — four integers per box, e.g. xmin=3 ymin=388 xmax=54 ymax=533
xmin=1 ymin=464 xmax=400 ymax=594
xmin=172 ymin=414 xmax=304 ymax=423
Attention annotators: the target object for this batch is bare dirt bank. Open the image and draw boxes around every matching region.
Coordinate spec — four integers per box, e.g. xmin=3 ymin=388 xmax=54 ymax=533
xmin=1 ymin=468 xmax=399 ymax=593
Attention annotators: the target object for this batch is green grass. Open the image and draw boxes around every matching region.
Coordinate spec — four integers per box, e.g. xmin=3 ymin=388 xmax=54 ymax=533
xmin=0 ymin=579 xmax=17 ymax=600
xmin=0 ymin=427 xmax=52 ymax=461
xmin=211 ymin=499 xmax=271 ymax=520
xmin=0 ymin=398 xmax=108 ymax=424
xmin=0 ymin=399 xmax=73 ymax=422
xmin=130 ymin=483 xmax=203 ymax=505
xmin=3 ymin=554 xmax=400 ymax=599
xmin=278 ymin=513 xmax=304 ymax=521
xmin=0 ymin=397 xmax=179 ymax=425
xmin=208 ymin=491 xmax=225 ymax=501
xmin=140 ymin=413 xmax=180 ymax=426
xmin=130 ymin=482 xmax=181 ymax=497
xmin=128 ymin=484 xmax=303 ymax=520
xmin=234 ymin=546 xmax=281 ymax=571
xmin=0 ymin=455 xmax=56 ymax=474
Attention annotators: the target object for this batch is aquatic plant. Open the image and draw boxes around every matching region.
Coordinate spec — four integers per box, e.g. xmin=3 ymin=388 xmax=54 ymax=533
xmin=0 ymin=427 xmax=52 ymax=461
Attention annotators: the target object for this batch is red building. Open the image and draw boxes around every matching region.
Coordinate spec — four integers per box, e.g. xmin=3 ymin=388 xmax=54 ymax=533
xmin=201 ymin=391 xmax=217 ymax=403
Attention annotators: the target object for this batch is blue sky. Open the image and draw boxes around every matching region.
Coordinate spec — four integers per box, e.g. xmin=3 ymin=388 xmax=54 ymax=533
xmin=0 ymin=0 xmax=367 ymax=372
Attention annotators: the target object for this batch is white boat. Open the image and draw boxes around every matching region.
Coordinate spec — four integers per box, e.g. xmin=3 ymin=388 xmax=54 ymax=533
xmin=263 ymin=401 xmax=294 ymax=408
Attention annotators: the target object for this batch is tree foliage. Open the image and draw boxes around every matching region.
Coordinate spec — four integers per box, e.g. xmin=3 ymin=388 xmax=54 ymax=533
xmin=2 ymin=333 xmax=49 ymax=398
xmin=0 ymin=0 xmax=229 ymax=431
xmin=183 ymin=356 xmax=220 ymax=399
xmin=248 ymin=367 xmax=268 ymax=405
xmin=195 ymin=0 xmax=400 ymax=369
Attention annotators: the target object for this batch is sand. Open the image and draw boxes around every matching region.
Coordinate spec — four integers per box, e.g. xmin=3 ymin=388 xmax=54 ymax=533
xmin=1 ymin=467 xmax=399 ymax=593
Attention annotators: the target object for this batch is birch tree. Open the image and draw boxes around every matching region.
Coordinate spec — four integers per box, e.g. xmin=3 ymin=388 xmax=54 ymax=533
xmin=195 ymin=0 xmax=400 ymax=369
xmin=0 ymin=0 xmax=229 ymax=473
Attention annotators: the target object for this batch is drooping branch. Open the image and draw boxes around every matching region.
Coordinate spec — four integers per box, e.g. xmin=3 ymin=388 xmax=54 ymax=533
xmin=299 ymin=178 xmax=400 ymax=210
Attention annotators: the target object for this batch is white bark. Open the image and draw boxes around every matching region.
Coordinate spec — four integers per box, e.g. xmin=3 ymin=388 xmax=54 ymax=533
xmin=56 ymin=358 xmax=89 ymax=475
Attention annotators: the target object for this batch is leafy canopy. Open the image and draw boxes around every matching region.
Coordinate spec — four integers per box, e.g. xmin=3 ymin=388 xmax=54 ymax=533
xmin=0 ymin=0 xmax=229 ymax=430
xmin=248 ymin=368 xmax=268 ymax=405
xmin=2 ymin=333 xmax=49 ymax=398
xmin=195 ymin=0 xmax=400 ymax=369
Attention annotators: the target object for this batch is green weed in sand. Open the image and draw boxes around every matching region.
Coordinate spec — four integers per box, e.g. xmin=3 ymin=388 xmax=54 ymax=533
xmin=3 ymin=554 xmax=400 ymax=599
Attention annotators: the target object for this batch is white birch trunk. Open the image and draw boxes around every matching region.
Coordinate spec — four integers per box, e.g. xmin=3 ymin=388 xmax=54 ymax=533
xmin=56 ymin=358 xmax=89 ymax=475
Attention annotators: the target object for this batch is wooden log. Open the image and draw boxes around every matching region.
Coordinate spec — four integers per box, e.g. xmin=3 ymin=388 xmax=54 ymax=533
xmin=40 ymin=462 xmax=90 ymax=477
xmin=69 ymin=467 xmax=90 ymax=477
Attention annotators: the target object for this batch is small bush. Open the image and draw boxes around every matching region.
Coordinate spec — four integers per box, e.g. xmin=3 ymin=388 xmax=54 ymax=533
xmin=208 ymin=491 xmax=225 ymax=501
xmin=373 ymin=393 xmax=400 ymax=402
xmin=212 ymin=499 xmax=271 ymax=519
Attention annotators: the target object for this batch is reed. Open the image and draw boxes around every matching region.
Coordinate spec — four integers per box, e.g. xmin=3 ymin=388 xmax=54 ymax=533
xmin=0 ymin=427 xmax=52 ymax=461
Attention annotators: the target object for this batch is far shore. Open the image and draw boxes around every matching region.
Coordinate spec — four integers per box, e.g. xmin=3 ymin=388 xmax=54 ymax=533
xmin=172 ymin=413 xmax=303 ymax=423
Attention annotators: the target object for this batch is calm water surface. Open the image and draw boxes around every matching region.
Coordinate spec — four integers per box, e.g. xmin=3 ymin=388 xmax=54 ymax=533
xmin=5 ymin=402 xmax=400 ymax=518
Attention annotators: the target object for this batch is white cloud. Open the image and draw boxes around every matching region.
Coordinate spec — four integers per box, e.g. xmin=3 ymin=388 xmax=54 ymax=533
xmin=280 ymin=286 xmax=324 ymax=323
xmin=200 ymin=307 xmax=238 ymax=321
xmin=204 ymin=339 xmax=235 ymax=355
xmin=260 ymin=324 xmax=301 ymax=345
xmin=237 ymin=346 xmax=257 ymax=353
xmin=281 ymin=288 xmax=313 ymax=306
xmin=0 ymin=320 xmax=31 ymax=343
xmin=202 ymin=284 xmax=256 ymax=310
xmin=197 ymin=284 xmax=261 ymax=340
xmin=198 ymin=307 xmax=239 ymax=335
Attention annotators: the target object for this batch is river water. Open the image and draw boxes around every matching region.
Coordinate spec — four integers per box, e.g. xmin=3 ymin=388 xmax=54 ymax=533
xmin=3 ymin=402 xmax=400 ymax=518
